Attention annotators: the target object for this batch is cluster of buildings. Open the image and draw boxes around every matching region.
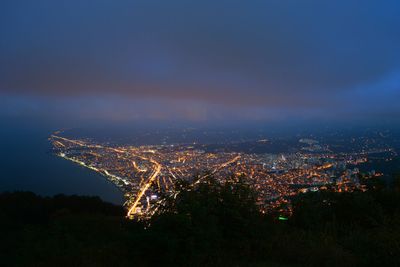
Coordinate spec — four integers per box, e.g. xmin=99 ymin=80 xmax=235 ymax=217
xmin=50 ymin=133 xmax=395 ymax=218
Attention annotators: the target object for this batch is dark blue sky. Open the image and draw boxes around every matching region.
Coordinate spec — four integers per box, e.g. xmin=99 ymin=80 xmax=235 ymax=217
xmin=1 ymin=0 xmax=400 ymax=125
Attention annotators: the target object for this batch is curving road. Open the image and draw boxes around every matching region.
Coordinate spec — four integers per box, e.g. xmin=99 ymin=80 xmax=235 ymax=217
xmin=127 ymin=159 xmax=162 ymax=217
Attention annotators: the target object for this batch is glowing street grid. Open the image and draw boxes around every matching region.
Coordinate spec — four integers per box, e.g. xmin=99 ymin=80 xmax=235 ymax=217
xmin=50 ymin=133 xmax=396 ymax=219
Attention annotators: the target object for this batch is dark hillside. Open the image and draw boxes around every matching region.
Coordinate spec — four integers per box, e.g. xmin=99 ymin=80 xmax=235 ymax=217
xmin=1 ymin=176 xmax=400 ymax=266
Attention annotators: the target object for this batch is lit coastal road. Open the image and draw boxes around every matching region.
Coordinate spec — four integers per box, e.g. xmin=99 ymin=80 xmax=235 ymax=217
xmin=50 ymin=134 xmax=240 ymax=218
xmin=51 ymin=135 xmax=104 ymax=149
xmin=51 ymin=134 xmax=160 ymax=217
xmin=108 ymin=147 xmax=163 ymax=217
xmin=51 ymin=135 xmax=86 ymax=146
xmin=152 ymin=154 xmax=242 ymax=216
xmin=217 ymin=155 xmax=241 ymax=171
xmin=127 ymin=159 xmax=162 ymax=217
xmin=194 ymin=155 xmax=241 ymax=185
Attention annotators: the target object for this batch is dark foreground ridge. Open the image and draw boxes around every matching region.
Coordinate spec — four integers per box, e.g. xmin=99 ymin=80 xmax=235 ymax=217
xmin=1 ymin=176 xmax=400 ymax=267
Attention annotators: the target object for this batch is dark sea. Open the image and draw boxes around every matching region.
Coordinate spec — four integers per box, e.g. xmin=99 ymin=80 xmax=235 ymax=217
xmin=0 ymin=118 xmax=124 ymax=205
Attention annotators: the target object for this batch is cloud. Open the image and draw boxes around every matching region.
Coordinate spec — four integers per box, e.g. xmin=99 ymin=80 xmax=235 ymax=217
xmin=0 ymin=0 xmax=399 ymax=121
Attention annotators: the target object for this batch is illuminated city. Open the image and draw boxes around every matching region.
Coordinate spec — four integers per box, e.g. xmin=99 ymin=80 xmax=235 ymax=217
xmin=50 ymin=131 xmax=396 ymax=218
xmin=3 ymin=1 xmax=400 ymax=265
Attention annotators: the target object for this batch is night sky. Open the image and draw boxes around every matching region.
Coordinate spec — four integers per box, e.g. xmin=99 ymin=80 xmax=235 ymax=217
xmin=1 ymin=0 xmax=400 ymax=125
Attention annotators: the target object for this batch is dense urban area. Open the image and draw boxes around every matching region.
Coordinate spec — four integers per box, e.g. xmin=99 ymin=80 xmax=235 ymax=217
xmin=50 ymin=130 xmax=397 ymax=219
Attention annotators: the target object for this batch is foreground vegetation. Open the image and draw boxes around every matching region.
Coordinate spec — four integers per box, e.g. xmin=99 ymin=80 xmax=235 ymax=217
xmin=1 ymin=176 xmax=400 ymax=266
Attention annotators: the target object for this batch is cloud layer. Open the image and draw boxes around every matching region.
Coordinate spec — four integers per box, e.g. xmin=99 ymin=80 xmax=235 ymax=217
xmin=1 ymin=0 xmax=400 ymax=122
